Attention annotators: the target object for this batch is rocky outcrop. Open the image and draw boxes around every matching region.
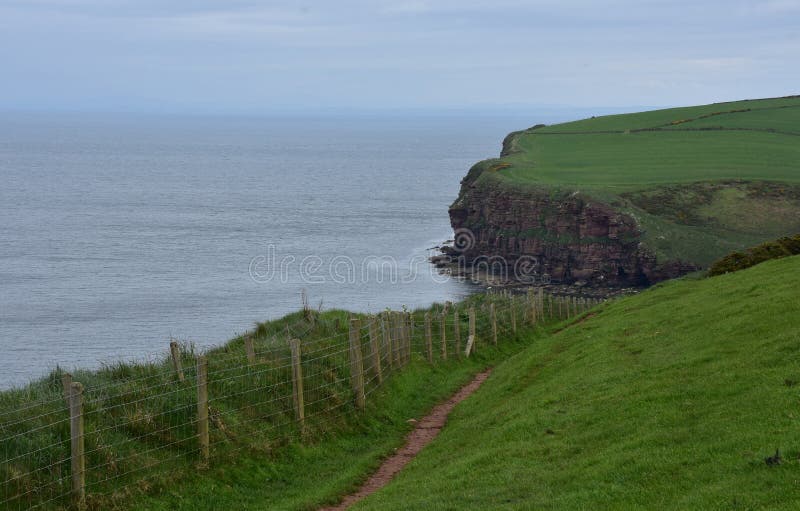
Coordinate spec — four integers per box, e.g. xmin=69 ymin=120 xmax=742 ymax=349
xmin=447 ymin=180 xmax=696 ymax=287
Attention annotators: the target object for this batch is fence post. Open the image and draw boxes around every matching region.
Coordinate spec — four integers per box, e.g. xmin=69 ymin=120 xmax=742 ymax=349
xmin=538 ymin=287 xmax=545 ymax=318
xmin=348 ymin=319 xmax=366 ymax=410
xmin=244 ymin=336 xmax=256 ymax=366
xmin=368 ymin=317 xmax=383 ymax=385
xmin=170 ymin=341 xmax=185 ymax=382
xmin=453 ymin=308 xmax=461 ymax=360
xmin=69 ymin=381 xmax=85 ymax=507
xmin=400 ymin=311 xmax=408 ymax=367
xmin=289 ymin=339 xmax=305 ymax=429
xmin=490 ymin=303 xmax=497 ymax=345
xmin=387 ymin=312 xmax=396 ymax=368
xmin=393 ymin=312 xmax=403 ymax=368
xmin=381 ymin=313 xmax=393 ymax=372
xmin=466 ymin=306 xmax=476 ymax=356
xmin=424 ymin=312 xmax=433 ymax=363
xmin=61 ymin=372 xmax=73 ymax=404
xmin=440 ymin=312 xmax=448 ymax=361
xmin=405 ymin=312 xmax=412 ymax=365
xmin=469 ymin=306 xmax=476 ymax=339
xmin=511 ymin=299 xmax=517 ymax=334
xmin=196 ymin=356 xmax=209 ymax=463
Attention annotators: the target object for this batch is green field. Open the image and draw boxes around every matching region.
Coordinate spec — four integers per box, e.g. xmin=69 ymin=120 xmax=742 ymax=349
xmin=495 ymin=96 xmax=800 ymax=188
xmin=353 ymin=256 xmax=800 ymax=510
xmin=464 ymin=96 xmax=800 ymax=267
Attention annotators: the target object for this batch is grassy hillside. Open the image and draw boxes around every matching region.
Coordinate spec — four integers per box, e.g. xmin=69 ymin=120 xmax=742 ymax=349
xmin=464 ymin=95 xmax=800 ymax=267
xmin=1 ymin=294 xmax=554 ymax=510
xmin=353 ymin=256 xmax=800 ymax=510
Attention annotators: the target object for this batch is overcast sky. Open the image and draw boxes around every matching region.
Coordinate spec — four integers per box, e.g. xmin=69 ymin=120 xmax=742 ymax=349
xmin=1 ymin=0 xmax=798 ymax=113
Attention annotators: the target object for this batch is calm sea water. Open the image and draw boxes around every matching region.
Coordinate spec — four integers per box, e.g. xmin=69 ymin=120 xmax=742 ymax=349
xmin=0 ymin=111 xmax=578 ymax=389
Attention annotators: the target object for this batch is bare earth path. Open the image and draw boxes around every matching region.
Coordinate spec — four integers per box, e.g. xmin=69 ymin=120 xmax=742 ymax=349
xmin=319 ymin=369 xmax=493 ymax=511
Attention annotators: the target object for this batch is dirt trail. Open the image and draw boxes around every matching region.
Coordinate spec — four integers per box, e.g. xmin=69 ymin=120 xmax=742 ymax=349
xmin=319 ymin=369 xmax=493 ymax=510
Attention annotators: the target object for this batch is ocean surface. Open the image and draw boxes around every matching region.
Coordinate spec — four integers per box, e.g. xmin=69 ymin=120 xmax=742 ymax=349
xmin=0 ymin=110 xmax=584 ymax=389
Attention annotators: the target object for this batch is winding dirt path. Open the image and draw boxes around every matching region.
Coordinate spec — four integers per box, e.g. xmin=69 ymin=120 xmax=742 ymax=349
xmin=319 ymin=369 xmax=493 ymax=510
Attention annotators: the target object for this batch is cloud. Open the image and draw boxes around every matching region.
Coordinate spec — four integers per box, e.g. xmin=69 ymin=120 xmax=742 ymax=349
xmin=0 ymin=0 xmax=797 ymax=111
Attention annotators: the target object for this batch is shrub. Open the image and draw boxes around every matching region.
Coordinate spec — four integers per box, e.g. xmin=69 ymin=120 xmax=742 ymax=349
xmin=708 ymin=234 xmax=800 ymax=276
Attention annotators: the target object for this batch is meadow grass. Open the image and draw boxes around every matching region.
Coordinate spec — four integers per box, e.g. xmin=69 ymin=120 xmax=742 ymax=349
xmin=534 ymin=96 xmax=800 ymax=134
xmin=351 ymin=255 xmax=800 ymax=510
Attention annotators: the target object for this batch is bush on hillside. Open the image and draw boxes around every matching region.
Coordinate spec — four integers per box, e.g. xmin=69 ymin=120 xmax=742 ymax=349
xmin=708 ymin=234 xmax=800 ymax=276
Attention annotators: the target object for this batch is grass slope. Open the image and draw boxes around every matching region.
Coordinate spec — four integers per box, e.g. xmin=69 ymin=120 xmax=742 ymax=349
xmin=467 ymin=95 xmax=800 ymax=267
xmin=354 ymin=256 xmax=800 ymax=510
xmin=1 ymin=295 xmax=541 ymax=510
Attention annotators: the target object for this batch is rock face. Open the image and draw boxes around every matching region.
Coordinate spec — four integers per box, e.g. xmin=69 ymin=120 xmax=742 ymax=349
xmin=448 ymin=182 xmax=696 ymax=287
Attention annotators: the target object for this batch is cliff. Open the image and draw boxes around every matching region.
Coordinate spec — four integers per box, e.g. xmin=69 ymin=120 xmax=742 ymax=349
xmin=448 ymin=178 xmax=695 ymax=287
xmin=446 ymin=96 xmax=800 ymax=287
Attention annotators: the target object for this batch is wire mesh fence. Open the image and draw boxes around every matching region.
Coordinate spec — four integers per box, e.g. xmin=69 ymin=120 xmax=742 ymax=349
xmin=0 ymin=291 xmax=603 ymax=510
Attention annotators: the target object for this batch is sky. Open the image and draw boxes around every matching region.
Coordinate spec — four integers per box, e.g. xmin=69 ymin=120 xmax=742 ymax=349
xmin=0 ymin=0 xmax=798 ymax=113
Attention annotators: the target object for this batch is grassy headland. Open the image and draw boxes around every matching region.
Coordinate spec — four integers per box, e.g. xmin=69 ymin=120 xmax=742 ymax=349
xmin=455 ymin=96 xmax=800 ymax=271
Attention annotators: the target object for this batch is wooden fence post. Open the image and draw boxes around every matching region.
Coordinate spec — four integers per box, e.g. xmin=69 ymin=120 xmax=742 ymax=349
xmin=538 ymin=287 xmax=544 ymax=318
xmin=69 ymin=381 xmax=85 ymax=507
xmin=440 ymin=312 xmax=447 ymax=361
xmin=389 ymin=312 xmax=398 ymax=368
xmin=381 ymin=313 xmax=393 ymax=372
xmin=490 ymin=303 xmax=497 ymax=345
xmin=405 ymin=313 xmax=413 ymax=365
xmin=424 ymin=312 xmax=433 ymax=363
xmin=244 ymin=336 xmax=256 ymax=366
xmin=453 ymin=308 xmax=461 ymax=359
xmin=170 ymin=341 xmax=185 ymax=381
xmin=289 ymin=339 xmax=305 ymax=429
xmin=61 ymin=372 xmax=73 ymax=404
xmin=368 ymin=317 xmax=383 ymax=385
xmin=467 ymin=306 xmax=476 ymax=356
xmin=196 ymin=356 xmax=209 ymax=463
xmin=396 ymin=312 xmax=405 ymax=368
xmin=469 ymin=306 xmax=476 ymax=339
xmin=348 ymin=319 xmax=366 ymax=410
xmin=400 ymin=312 xmax=408 ymax=367
xmin=511 ymin=299 xmax=517 ymax=334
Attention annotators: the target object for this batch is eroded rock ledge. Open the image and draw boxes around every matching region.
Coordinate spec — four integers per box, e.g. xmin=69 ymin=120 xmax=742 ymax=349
xmin=447 ymin=183 xmax=696 ymax=287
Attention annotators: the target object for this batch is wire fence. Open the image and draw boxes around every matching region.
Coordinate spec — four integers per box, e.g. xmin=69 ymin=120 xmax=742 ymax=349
xmin=0 ymin=290 xmax=603 ymax=510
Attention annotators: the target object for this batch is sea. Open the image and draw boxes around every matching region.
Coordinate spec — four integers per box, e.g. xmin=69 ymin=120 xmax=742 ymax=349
xmin=0 ymin=109 xmax=591 ymax=389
